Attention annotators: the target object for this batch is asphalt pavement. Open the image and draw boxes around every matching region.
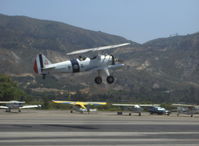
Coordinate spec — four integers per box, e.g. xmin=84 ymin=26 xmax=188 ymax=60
xmin=0 ymin=110 xmax=199 ymax=146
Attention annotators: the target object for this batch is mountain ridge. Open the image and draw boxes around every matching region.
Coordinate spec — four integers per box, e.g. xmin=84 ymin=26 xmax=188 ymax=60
xmin=0 ymin=14 xmax=199 ymax=104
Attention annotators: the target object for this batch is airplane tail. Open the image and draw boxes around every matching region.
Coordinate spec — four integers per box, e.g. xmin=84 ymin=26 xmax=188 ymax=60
xmin=33 ymin=54 xmax=51 ymax=74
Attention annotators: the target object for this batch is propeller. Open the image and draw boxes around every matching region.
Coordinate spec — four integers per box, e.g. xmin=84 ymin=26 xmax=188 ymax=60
xmin=110 ymin=55 xmax=115 ymax=65
xmin=110 ymin=54 xmax=124 ymax=65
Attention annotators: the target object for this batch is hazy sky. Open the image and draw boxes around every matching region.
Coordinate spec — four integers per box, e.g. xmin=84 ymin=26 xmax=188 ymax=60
xmin=0 ymin=0 xmax=199 ymax=43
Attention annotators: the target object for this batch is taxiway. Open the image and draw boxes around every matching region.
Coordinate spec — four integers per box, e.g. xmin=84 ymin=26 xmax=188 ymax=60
xmin=0 ymin=110 xmax=199 ymax=145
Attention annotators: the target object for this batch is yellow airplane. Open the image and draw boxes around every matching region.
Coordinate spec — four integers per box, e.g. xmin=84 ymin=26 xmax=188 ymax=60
xmin=52 ymin=100 xmax=107 ymax=113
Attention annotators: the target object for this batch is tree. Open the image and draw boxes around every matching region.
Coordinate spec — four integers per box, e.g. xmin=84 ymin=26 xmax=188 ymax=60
xmin=0 ymin=74 xmax=26 ymax=101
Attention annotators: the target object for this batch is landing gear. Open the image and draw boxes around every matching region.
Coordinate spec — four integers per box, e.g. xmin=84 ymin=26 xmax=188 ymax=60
xmin=95 ymin=76 xmax=102 ymax=84
xmin=6 ymin=108 xmax=11 ymax=112
xmin=42 ymin=74 xmax=46 ymax=79
xmin=107 ymin=76 xmax=114 ymax=84
xmin=94 ymin=76 xmax=115 ymax=84
xmin=94 ymin=70 xmax=114 ymax=84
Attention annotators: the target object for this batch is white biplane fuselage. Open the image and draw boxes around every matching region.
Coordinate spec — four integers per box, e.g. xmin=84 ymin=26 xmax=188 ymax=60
xmin=45 ymin=55 xmax=113 ymax=73
xmin=34 ymin=43 xmax=130 ymax=84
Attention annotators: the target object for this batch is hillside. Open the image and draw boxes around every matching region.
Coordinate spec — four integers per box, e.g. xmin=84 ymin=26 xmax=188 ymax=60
xmin=143 ymin=33 xmax=199 ymax=83
xmin=117 ymin=33 xmax=199 ymax=103
xmin=0 ymin=14 xmax=199 ymax=104
xmin=0 ymin=14 xmax=135 ymax=73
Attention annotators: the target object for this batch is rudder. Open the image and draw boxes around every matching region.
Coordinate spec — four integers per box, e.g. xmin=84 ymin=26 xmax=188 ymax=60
xmin=33 ymin=54 xmax=51 ymax=74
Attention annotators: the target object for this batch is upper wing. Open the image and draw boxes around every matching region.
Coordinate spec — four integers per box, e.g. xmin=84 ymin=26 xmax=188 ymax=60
xmin=0 ymin=106 xmax=8 ymax=109
xmin=0 ymin=101 xmax=25 ymax=104
xmin=138 ymin=104 xmax=160 ymax=107
xmin=0 ymin=101 xmax=10 ymax=104
xmin=112 ymin=104 xmax=140 ymax=108
xmin=20 ymin=105 xmax=41 ymax=109
xmin=52 ymin=100 xmax=107 ymax=105
xmin=67 ymin=43 xmax=130 ymax=55
xmin=52 ymin=100 xmax=107 ymax=109
xmin=52 ymin=100 xmax=76 ymax=104
xmin=112 ymin=104 xmax=160 ymax=108
xmin=52 ymin=100 xmax=106 ymax=105
xmin=52 ymin=100 xmax=86 ymax=109
xmin=84 ymin=102 xmax=107 ymax=106
xmin=171 ymin=104 xmax=199 ymax=109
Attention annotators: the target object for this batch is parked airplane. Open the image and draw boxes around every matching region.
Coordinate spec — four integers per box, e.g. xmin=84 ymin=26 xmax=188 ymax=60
xmin=112 ymin=104 xmax=164 ymax=116
xmin=112 ymin=103 xmax=143 ymax=116
xmin=33 ymin=43 xmax=130 ymax=84
xmin=0 ymin=100 xmax=41 ymax=112
xmin=172 ymin=104 xmax=199 ymax=117
xmin=52 ymin=100 xmax=107 ymax=113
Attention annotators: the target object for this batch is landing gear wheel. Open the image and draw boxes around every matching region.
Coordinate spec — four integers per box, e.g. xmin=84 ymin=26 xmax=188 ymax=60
xmin=107 ymin=76 xmax=114 ymax=84
xmin=6 ymin=109 xmax=11 ymax=112
xmin=42 ymin=74 xmax=46 ymax=79
xmin=95 ymin=76 xmax=102 ymax=84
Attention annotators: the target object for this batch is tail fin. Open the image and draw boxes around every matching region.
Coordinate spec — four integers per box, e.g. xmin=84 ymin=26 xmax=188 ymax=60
xmin=33 ymin=54 xmax=51 ymax=74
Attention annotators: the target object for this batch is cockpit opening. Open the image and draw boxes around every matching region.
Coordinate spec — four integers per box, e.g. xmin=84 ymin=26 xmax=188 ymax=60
xmin=78 ymin=56 xmax=86 ymax=61
xmin=90 ymin=56 xmax=97 ymax=60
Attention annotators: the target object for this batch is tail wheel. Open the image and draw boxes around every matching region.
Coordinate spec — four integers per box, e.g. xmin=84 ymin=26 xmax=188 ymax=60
xmin=107 ymin=76 xmax=114 ymax=84
xmin=95 ymin=76 xmax=102 ymax=84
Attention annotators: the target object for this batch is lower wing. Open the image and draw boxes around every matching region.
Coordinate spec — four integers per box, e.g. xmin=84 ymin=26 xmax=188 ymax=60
xmin=90 ymin=64 xmax=124 ymax=72
xmin=108 ymin=64 xmax=124 ymax=69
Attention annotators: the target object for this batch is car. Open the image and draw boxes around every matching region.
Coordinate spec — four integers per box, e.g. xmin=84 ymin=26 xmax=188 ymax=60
xmin=148 ymin=106 xmax=170 ymax=115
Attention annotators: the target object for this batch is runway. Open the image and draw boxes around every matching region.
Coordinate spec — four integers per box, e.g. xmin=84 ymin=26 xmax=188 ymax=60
xmin=0 ymin=110 xmax=199 ymax=145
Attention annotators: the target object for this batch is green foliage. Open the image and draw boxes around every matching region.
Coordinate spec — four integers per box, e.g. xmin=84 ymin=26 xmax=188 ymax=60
xmin=0 ymin=74 xmax=26 ymax=101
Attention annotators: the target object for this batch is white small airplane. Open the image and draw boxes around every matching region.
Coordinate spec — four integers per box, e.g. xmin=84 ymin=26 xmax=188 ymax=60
xmin=0 ymin=100 xmax=41 ymax=112
xmin=172 ymin=104 xmax=199 ymax=117
xmin=52 ymin=100 xmax=107 ymax=113
xmin=33 ymin=43 xmax=130 ymax=84
xmin=112 ymin=104 xmax=162 ymax=116
xmin=112 ymin=103 xmax=143 ymax=116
